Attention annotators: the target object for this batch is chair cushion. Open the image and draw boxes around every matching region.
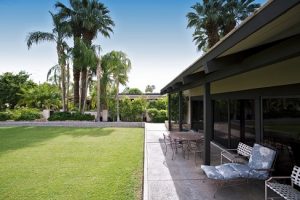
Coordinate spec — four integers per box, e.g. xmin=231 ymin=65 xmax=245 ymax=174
xmin=201 ymin=163 xmax=251 ymax=180
xmin=201 ymin=163 xmax=271 ymax=180
xmin=248 ymin=143 xmax=276 ymax=170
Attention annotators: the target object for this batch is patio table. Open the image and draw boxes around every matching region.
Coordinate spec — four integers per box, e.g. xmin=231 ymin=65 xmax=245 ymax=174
xmin=169 ymin=131 xmax=204 ymax=142
xmin=169 ymin=131 xmax=204 ymax=159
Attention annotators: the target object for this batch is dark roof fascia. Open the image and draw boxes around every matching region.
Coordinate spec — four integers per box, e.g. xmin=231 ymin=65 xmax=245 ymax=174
xmin=162 ymin=33 xmax=300 ymax=94
xmin=119 ymin=93 xmax=162 ymax=96
xmin=160 ymin=0 xmax=300 ymax=94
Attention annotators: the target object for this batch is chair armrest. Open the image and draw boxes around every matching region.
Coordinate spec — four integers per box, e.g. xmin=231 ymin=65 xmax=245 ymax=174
xmin=266 ymin=176 xmax=290 ymax=182
xmin=221 ymin=149 xmax=238 ymax=154
xmin=251 ymin=168 xmax=275 ymax=172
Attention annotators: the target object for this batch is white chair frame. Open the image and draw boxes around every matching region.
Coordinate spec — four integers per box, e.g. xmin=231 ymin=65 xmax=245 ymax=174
xmin=221 ymin=142 xmax=253 ymax=164
xmin=265 ymin=165 xmax=300 ymax=200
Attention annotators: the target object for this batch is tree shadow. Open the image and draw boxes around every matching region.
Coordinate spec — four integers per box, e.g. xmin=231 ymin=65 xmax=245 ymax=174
xmin=0 ymin=126 xmax=114 ymax=155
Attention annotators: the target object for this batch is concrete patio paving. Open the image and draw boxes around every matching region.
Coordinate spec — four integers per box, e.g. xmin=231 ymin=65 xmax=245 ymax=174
xmin=143 ymin=123 xmax=266 ymax=200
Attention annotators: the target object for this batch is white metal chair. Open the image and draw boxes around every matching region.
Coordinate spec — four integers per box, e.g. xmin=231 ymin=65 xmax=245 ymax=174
xmin=265 ymin=165 xmax=300 ymax=200
xmin=221 ymin=142 xmax=253 ymax=164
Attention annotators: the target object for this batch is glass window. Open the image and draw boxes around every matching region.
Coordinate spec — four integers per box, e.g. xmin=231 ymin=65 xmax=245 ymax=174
xmin=213 ymin=100 xmax=230 ymax=148
xmin=263 ymin=97 xmax=300 ymax=175
xmin=230 ymin=100 xmax=255 ymax=148
xmin=191 ymin=100 xmax=203 ymax=131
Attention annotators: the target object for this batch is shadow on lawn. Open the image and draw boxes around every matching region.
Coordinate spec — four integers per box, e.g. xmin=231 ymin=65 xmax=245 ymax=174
xmin=0 ymin=126 xmax=113 ymax=155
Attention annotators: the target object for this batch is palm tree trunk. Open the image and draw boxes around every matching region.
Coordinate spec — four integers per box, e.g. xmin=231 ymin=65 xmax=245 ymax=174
xmin=73 ymin=67 xmax=80 ymax=109
xmin=206 ymin=22 xmax=220 ymax=48
xmin=100 ymin=83 xmax=107 ymax=111
xmin=79 ymin=71 xmax=82 ymax=112
xmin=57 ymin=46 xmax=66 ymax=111
xmin=80 ymin=68 xmax=87 ymax=113
xmin=82 ymin=68 xmax=89 ymax=113
xmin=116 ymin=81 xmax=120 ymax=122
xmin=66 ymin=62 xmax=70 ymax=111
xmin=96 ymin=59 xmax=101 ymax=122
xmin=73 ymin=36 xmax=81 ymax=109
xmin=61 ymin=64 xmax=66 ymax=111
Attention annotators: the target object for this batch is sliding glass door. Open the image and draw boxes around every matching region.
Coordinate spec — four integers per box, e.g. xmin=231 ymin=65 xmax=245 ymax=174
xmin=213 ymin=99 xmax=255 ymax=148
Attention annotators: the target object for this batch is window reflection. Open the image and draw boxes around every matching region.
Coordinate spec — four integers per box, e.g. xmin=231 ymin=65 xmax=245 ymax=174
xmin=213 ymin=100 xmax=230 ymax=148
xmin=263 ymin=97 xmax=300 ymax=175
xmin=213 ymin=99 xmax=255 ymax=149
xmin=230 ymin=100 xmax=255 ymax=148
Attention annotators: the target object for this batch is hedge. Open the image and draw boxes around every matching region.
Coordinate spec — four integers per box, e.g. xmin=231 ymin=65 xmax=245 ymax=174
xmin=48 ymin=112 xmax=95 ymax=121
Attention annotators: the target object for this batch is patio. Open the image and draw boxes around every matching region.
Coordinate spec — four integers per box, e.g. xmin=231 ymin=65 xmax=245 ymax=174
xmin=143 ymin=123 xmax=266 ymax=200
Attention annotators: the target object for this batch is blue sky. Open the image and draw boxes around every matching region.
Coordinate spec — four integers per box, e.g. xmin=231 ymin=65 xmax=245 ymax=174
xmin=0 ymin=0 xmax=266 ymax=92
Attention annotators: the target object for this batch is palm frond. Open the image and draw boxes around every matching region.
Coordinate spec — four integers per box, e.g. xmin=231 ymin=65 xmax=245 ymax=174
xmin=26 ymin=32 xmax=55 ymax=49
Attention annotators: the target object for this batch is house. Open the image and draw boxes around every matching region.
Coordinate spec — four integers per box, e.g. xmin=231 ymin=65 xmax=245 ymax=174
xmin=161 ymin=0 xmax=300 ymax=175
xmin=118 ymin=93 xmax=165 ymax=101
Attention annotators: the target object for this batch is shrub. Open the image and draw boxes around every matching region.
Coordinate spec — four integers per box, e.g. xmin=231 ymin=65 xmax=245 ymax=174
xmin=0 ymin=112 xmax=12 ymax=121
xmin=48 ymin=112 xmax=95 ymax=121
xmin=147 ymin=108 xmax=167 ymax=123
xmin=119 ymin=97 xmax=147 ymax=122
xmin=13 ymin=108 xmax=41 ymax=121
xmin=148 ymin=97 xmax=167 ymax=110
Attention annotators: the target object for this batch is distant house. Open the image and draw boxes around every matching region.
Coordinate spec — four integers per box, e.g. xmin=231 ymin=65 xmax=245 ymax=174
xmin=161 ymin=1 xmax=300 ymax=175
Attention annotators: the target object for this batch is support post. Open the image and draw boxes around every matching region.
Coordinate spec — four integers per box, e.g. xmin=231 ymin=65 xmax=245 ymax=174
xmin=255 ymin=96 xmax=262 ymax=143
xmin=179 ymin=91 xmax=183 ymax=131
xmin=168 ymin=93 xmax=172 ymax=131
xmin=203 ymin=83 xmax=212 ymax=165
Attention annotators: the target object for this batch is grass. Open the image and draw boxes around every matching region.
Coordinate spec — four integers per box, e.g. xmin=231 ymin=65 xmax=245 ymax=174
xmin=0 ymin=127 xmax=144 ymax=200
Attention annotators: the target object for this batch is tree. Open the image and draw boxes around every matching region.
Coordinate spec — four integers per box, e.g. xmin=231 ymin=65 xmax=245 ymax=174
xmin=221 ymin=0 xmax=260 ymax=36
xmin=56 ymin=0 xmax=115 ymax=112
xmin=187 ymin=0 xmax=222 ymax=51
xmin=123 ymin=87 xmax=142 ymax=95
xmin=27 ymin=12 xmax=70 ymax=111
xmin=47 ymin=64 xmax=61 ymax=87
xmin=95 ymin=47 xmax=102 ymax=121
xmin=55 ymin=0 xmax=84 ymax=108
xmin=0 ymin=71 xmax=34 ymax=110
xmin=106 ymin=51 xmax=131 ymax=122
xmin=99 ymin=52 xmax=115 ymax=111
xmin=18 ymin=83 xmax=61 ymax=110
xmin=145 ymin=85 xmax=155 ymax=93
xmin=187 ymin=0 xmax=260 ymax=51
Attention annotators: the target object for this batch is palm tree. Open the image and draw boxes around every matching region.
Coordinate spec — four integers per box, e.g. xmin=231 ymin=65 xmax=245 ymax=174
xmin=145 ymin=85 xmax=155 ymax=93
xmin=187 ymin=0 xmax=222 ymax=51
xmin=99 ymin=52 xmax=115 ymax=112
xmin=55 ymin=0 xmax=84 ymax=109
xmin=187 ymin=0 xmax=260 ymax=51
xmin=27 ymin=12 xmax=70 ymax=111
xmin=56 ymin=0 xmax=115 ymax=112
xmin=109 ymin=51 xmax=131 ymax=122
xmin=47 ymin=64 xmax=61 ymax=87
xmin=221 ymin=0 xmax=260 ymax=36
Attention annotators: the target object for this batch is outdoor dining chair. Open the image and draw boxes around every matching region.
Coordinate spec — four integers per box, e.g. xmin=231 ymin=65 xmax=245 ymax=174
xmin=186 ymin=140 xmax=204 ymax=166
xmin=163 ymin=133 xmax=186 ymax=160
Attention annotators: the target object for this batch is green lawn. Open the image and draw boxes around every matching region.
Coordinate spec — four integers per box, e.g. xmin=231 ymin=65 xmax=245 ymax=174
xmin=0 ymin=127 xmax=144 ymax=200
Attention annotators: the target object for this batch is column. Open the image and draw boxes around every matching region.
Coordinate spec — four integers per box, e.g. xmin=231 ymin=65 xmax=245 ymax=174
xmin=168 ymin=93 xmax=172 ymax=131
xmin=203 ymin=82 xmax=212 ymax=165
xmin=179 ymin=91 xmax=183 ymax=131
